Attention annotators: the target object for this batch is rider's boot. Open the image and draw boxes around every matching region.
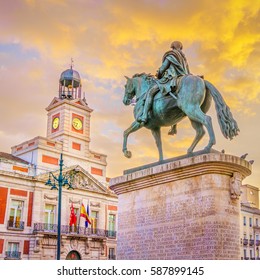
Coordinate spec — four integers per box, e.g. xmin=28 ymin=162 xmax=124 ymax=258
xmin=138 ymin=94 xmax=153 ymax=123
xmin=168 ymin=124 xmax=177 ymax=135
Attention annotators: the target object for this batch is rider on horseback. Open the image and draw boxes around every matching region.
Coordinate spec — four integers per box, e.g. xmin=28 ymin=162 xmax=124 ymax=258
xmin=137 ymin=41 xmax=191 ymax=135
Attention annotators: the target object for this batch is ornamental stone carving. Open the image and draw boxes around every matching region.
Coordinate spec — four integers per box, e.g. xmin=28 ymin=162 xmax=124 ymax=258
xmin=85 ymin=240 xmax=90 ymax=254
xmin=70 ymin=238 xmax=78 ymax=249
xmin=230 ymin=172 xmax=242 ymax=200
xmin=44 ymin=194 xmax=58 ymax=201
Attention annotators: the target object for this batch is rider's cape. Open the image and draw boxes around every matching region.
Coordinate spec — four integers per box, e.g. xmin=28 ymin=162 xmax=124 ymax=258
xmin=156 ymin=50 xmax=190 ymax=96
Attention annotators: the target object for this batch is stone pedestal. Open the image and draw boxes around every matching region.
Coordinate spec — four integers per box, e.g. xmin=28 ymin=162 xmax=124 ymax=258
xmin=110 ymin=151 xmax=251 ymax=260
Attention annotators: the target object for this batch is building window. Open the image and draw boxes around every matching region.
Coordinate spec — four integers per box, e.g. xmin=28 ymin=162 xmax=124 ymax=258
xmin=91 ymin=211 xmax=98 ymax=234
xmin=8 ymin=200 xmax=24 ymax=230
xmin=6 ymin=242 xmax=20 ymax=259
xmin=256 ymin=218 xmax=259 ymax=227
xmin=243 ymin=249 xmax=247 ymax=260
xmin=250 ymin=249 xmax=254 ymax=260
xmin=108 ymin=248 xmax=116 ymax=260
xmin=44 ymin=204 xmax=55 ymax=231
xmin=249 ymin=234 xmax=254 ymax=246
xmin=249 ymin=217 xmax=252 ymax=227
xmin=243 ymin=216 xmax=246 ymax=226
xmin=108 ymin=214 xmax=116 ymax=237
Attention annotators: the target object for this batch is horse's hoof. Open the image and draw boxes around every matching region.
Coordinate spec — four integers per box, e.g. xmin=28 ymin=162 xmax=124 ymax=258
xmin=168 ymin=131 xmax=176 ymax=136
xmin=124 ymin=150 xmax=132 ymax=158
xmin=203 ymin=147 xmax=211 ymax=153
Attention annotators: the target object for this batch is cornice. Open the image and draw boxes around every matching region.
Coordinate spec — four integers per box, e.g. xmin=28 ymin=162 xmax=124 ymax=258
xmin=110 ymin=152 xmax=252 ymax=195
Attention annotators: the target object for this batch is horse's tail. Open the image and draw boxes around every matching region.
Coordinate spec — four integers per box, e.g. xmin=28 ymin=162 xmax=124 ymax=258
xmin=204 ymin=80 xmax=239 ymax=140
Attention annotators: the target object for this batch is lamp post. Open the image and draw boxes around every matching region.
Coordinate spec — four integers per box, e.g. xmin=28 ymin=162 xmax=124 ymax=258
xmin=45 ymin=153 xmax=75 ymax=260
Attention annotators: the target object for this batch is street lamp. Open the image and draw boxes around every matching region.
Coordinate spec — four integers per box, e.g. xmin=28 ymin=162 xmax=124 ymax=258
xmin=45 ymin=153 xmax=77 ymax=260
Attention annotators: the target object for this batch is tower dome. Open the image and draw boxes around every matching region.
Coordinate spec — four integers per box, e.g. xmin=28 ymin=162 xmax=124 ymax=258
xmin=60 ymin=68 xmax=81 ymax=88
xmin=59 ymin=65 xmax=82 ymax=99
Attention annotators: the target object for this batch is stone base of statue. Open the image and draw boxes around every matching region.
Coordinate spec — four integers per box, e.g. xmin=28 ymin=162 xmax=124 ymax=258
xmin=110 ymin=150 xmax=251 ymax=260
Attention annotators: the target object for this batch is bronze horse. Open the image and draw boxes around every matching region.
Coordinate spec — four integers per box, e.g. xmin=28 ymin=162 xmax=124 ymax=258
xmin=122 ymin=73 xmax=239 ymax=160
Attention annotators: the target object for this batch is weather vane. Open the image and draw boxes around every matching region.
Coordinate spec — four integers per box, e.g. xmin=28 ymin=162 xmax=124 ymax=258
xmin=70 ymin=58 xmax=74 ymax=69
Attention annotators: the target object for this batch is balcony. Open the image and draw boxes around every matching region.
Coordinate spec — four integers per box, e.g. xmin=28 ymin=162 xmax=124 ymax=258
xmin=33 ymin=223 xmax=116 ymax=238
xmin=5 ymin=251 xmax=21 ymax=260
xmin=249 ymin=239 xmax=254 ymax=246
xmin=7 ymin=220 xmax=24 ymax=231
xmin=243 ymin=239 xmax=248 ymax=246
xmin=256 ymin=240 xmax=260 ymax=246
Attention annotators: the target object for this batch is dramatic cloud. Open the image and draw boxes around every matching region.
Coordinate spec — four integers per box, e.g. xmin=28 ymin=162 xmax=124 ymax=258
xmin=0 ymin=0 xmax=260 ymax=186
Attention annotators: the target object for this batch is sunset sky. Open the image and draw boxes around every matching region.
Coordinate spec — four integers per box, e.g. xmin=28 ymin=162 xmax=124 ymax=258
xmin=0 ymin=0 xmax=259 ymax=186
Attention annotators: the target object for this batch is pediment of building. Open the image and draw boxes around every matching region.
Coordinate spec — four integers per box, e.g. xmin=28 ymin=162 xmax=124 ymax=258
xmin=46 ymin=97 xmax=93 ymax=112
xmin=37 ymin=165 xmax=113 ymax=195
xmin=45 ymin=97 xmax=61 ymax=110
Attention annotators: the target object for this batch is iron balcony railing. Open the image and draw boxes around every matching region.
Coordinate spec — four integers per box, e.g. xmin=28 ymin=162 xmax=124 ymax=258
xmin=243 ymin=239 xmax=248 ymax=246
xmin=33 ymin=223 xmax=116 ymax=238
xmin=7 ymin=220 xmax=24 ymax=230
xmin=106 ymin=230 xmax=117 ymax=238
xmin=5 ymin=251 xmax=21 ymax=259
xmin=249 ymin=239 xmax=254 ymax=246
xmin=256 ymin=240 xmax=260 ymax=246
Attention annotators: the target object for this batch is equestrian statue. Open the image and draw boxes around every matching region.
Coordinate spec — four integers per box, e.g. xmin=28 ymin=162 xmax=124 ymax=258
xmin=122 ymin=41 xmax=239 ymax=161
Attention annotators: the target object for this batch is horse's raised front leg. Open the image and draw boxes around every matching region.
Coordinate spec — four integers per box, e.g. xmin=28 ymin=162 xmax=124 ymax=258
xmin=123 ymin=121 xmax=142 ymax=158
xmin=151 ymin=127 xmax=163 ymax=161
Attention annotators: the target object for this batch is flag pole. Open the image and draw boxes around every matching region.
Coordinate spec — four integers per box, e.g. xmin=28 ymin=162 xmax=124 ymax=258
xmin=77 ymin=203 xmax=80 ymax=234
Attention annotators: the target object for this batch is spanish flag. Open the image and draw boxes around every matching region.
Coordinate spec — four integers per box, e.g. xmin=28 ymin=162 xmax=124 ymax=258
xmin=80 ymin=203 xmax=91 ymax=227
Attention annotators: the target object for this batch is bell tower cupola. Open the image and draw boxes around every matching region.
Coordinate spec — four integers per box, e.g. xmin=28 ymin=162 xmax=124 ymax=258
xmin=59 ymin=60 xmax=82 ymax=99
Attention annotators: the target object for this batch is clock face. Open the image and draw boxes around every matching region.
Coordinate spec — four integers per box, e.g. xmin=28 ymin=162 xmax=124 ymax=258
xmin=52 ymin=117 xmax=60 ymax=130
xmin=72 ymin=117 xmax=83 ymax=130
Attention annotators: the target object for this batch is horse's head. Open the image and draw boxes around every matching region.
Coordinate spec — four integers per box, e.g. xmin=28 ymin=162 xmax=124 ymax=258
xmin=123 ymin=73 xmax=153 ymax=106
xmin=123 ymin=76 xmax=136 ymax=106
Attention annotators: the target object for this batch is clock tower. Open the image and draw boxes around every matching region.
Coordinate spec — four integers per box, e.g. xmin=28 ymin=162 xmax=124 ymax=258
xmin=12 ymin=65 xmax=108 ymax=184
xmin=46 ymin=66 xmax=92 ymax=158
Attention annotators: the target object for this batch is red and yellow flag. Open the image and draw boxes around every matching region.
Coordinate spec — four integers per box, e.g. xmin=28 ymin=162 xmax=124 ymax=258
xmin=80 ymin=203 xmax=91 ymax=227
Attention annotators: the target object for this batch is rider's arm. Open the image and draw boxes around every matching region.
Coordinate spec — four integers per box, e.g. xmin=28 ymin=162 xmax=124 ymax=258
xmin=157 ymin=59 xmax=170 ymax=79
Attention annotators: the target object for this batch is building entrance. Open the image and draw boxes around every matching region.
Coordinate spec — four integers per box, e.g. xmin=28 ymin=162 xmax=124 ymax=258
xmin=66 ymin=250 xmax=81 ymax=260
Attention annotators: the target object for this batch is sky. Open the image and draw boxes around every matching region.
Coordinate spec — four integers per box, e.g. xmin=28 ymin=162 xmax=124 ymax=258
xmin=0 ymin=0 xmax=260 ymax=186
